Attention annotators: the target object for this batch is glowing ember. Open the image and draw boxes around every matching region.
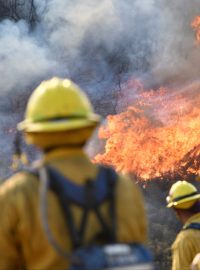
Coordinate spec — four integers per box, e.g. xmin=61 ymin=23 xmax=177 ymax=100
xmin=94 ymin=79 xmax=200 ymax=180
xmin=191 ymin=16 xmax=200 ymax=44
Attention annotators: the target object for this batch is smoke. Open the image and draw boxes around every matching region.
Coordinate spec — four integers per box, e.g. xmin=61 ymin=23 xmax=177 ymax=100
xmin=0 ymin=0 xmax=200 ymax=97
xmin=0 ymin=2 xmax=200 ymax=268
xmin=0 ymin=0 xmax=200 ymax=176
xmin=0 ymin=20 xmax=58 ymax=102
xmin=150 ymin=0 xmax=200 ymax=85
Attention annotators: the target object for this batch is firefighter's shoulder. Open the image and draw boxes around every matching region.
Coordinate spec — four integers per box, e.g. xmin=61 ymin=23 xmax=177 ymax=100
xmin=0 ymin=170 xmax=39 ymax=197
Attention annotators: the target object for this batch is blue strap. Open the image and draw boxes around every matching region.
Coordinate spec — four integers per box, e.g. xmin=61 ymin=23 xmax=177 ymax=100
xmin=184 ymin=223 xmax=200 ymax=230
xmin=47 ymin=166 xmax=117 ymax=248
xmin=47 ymin=166 xmax=116 ymax=207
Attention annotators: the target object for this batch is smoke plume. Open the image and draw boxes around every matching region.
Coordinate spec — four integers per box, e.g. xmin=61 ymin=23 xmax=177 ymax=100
xmin=1 ymin=0 xmax=200 ymax=96
xmin=0 ymin=0 xmax=200 ymax=176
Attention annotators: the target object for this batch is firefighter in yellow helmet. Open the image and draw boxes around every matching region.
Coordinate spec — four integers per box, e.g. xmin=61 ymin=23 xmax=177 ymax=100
xmin=0 ymin=77 xmax=147 ymax=269
xmin=166 ymin=180 xmax=200 ymax=270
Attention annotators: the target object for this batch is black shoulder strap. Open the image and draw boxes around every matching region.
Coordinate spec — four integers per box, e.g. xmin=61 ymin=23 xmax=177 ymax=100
xmin=183 ymin=223 xmax=200 ymax=230
xmin=46 ymin=166 xmax=118 ymax=249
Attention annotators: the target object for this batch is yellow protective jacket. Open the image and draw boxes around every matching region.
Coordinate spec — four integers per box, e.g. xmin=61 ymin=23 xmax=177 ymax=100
xmin=0 ymin=147 xmax=147 ymax=270
xmin=172 ymin=212 xmax=200 ymax=270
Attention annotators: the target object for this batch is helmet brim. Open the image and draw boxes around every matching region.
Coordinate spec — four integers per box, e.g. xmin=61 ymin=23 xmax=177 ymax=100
xmin=167 ymin=194 xmax=200 ymax=208
xmin=18 ymin=114 xmax=101 ymax=132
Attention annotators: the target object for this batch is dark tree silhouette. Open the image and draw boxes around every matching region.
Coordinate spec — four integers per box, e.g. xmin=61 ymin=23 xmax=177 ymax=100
xmin=0 ymin=0 xmax=38 ymax=26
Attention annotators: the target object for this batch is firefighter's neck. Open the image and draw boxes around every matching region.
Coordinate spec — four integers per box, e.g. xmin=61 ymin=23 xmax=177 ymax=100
xmin=175 ymin=208 xmax=193 ymax=224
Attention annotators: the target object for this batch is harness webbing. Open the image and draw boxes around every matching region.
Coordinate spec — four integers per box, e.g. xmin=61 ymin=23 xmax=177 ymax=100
xmin=38 ymin=165 xmax=117 ymax=256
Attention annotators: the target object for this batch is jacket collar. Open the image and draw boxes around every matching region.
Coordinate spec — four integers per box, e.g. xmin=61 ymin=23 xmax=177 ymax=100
xmin=42 ymin=147 xmax=87 ymax=163
xmin=183 ymin=212 xmax=200 ymax=229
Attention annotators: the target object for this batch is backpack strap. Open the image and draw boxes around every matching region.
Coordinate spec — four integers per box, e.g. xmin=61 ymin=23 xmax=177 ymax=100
xmin=78 ymin=168 xmax=117 ymax=246
xmin=38 ymin=167 xmax=75 ymax=261
xmin=183 ymin=222 xmax=200 ymax=231
xmin=46 ymin=166 xmax=118 ymax=249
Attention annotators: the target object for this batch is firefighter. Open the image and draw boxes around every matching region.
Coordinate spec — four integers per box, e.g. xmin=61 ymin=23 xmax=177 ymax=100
xmin=166 ymin=180 xmax=200 ymax=270
xmin=0 ymin=77 xmax=147 ymax=269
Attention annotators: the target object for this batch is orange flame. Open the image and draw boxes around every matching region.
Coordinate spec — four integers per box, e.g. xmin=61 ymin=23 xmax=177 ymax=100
xmin=94 ymin=79 xmax=200 ymax=180
xmin=191 ymin=16 xmax=200 ymax=44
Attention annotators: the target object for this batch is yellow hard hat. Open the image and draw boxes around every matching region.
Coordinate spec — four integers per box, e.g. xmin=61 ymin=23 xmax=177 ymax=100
xmin=18 ymin=77 xmax=101 ymax=132
xmin=166 ymin=181 xmax=200 ymax=209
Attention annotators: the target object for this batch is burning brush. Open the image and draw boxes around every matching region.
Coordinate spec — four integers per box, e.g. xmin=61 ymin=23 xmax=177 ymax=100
xmin=94 ymin=79 xmax=200 ymax=182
